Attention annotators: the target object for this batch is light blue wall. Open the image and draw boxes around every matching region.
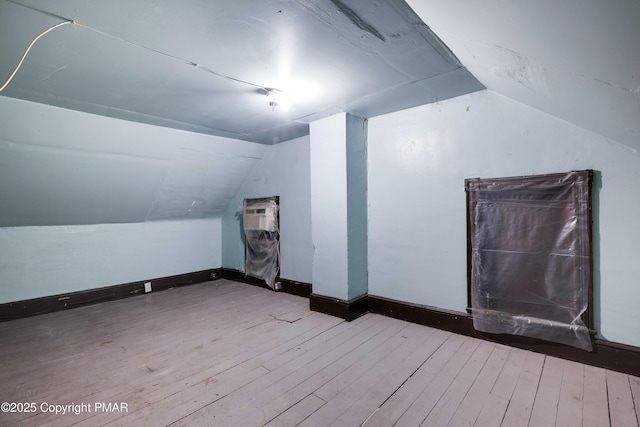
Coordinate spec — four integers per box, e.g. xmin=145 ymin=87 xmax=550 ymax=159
xmin=346 ymin=114 xmax=368 ymax=300
xmin=310 ymin=114 xmax=349 ymax=300
xmin=221 ymin=136 xmax=313 ymax=284
xmin=368 ymin=89 xmax=640 ymax=347
xmin=0 ymin=218 xmax=221 ymax=304
xmin=0 ymin=96 xmax=262 ymax=304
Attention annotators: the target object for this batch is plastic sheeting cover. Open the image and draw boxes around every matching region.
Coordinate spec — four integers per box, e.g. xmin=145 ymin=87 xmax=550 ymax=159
xmin=466 ymin=171 xmax=593 ymax=351
xmin=243 ymin=197 xmax=279 ymax=289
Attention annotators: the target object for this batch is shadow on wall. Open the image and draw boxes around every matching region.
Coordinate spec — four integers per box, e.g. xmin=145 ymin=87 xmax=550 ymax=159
xmin=235 ymin=210 xmax=246 ymax=252
xmin=592 ymin=170 xmax=602 ymax=340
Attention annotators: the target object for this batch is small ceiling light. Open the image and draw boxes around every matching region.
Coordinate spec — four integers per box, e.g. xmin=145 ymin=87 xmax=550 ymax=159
xmin=267 ymin=89 xmax=280 ymax=109
xmin=266 ymin=88 xmax=290 ymax=111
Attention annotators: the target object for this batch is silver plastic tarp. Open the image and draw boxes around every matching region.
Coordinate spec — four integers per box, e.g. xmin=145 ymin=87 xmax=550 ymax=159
xmin=243 ymin=197 xmax=279 ymax=289
xmin=466 ymin=171 xmax=593 ymax=351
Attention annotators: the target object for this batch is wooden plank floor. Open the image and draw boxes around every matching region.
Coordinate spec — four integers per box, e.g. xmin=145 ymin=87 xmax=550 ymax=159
xmin=1 ymin=279 xmax=639 ymax=427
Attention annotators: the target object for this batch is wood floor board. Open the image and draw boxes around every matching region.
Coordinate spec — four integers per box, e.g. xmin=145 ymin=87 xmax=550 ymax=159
xmin=217 ymin=318 xmax=407 ymax=427
xmin=0 ymin=283 xmax=261 ymax=385
xmin=3 ymin=290 xmax=290 ymax=424
xmin=490 ymin=347 xmax=530 ymax=400
xmin=500 ymin=351 xmax=545 ymax=427
xmin=311 ymin=320 xmax=424 ymax=402
xmin=244 ymin=320 xmax=420 ymax=426
xmin=420 ymin=340 xmax=497 ymax=426
xmin=262 ymin=322 xmax=438 ymax=422
xmin=583 ymin=364 xmax=611 ymax=427
xmin=631 ymin=376 xmax=640 ymax=425
xmin=304 ymin=323 xmax=443 ymax=426
xmin=3 ymin=282 xmax=318 ymax=426
xmin=555 ymin=359 xmax=585 ymax=427
xmin=361 ymin=331 xmax=462 ymax=426
xmin=145 ymin=315 xmax=341 ymax=427
xmin=139 ymin=312 xmax=341 ymax=405
xmin=393 ymin=336 xmax=481 ymax=426
xmin=170 ymin=314 xmax=392 ymax=426
xmin=79 ymin=310 xmax=331 ymax=420
xmin=263 ymin=394 xmax=326 ymax=427
xmin=1 ymin=280 xmax=639 ymax=427
xmin=474 ymin=394 xmax=509 ymax=427
xmin=447 ymin=344 xmax=512 ymax=427
xmin=4 ymin=288 xmax=307 ymax=408
xmin=528 ymin=356 xmax=564 ymax=427
xmin=104 ymin=365 xmax=272 ymax=426
xmin=607 ymin=369 xmax=638 ymax=427
xmin=259 ymin=313 xmax=383 ymax=372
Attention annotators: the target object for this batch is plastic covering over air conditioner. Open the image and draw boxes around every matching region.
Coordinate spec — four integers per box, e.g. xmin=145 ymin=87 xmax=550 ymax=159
xmin=466 ymin=171 xmax=594 ymax=351
xmin=243 ymin=197 xmax=279 ymax=289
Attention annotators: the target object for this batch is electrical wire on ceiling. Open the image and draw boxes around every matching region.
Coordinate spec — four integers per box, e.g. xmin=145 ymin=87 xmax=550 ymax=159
xmin=0 ymin=20 xmax=73 ymax=92
xmin=0 ymin=2 xmax=276 ymax=98
xmin=70 ymin=20 xmax=268 ymax=91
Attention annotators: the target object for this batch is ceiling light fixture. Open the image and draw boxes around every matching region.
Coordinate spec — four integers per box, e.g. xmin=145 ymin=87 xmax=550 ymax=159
xmin=266 ymin=88 xmax=290 ymax=112
xmin=266 ymin=89 xmax=280 ymax=109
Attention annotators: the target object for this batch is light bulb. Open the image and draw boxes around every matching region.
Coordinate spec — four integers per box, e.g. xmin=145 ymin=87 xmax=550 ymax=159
xmin=265 ymin=88 xmax=290 ymax=111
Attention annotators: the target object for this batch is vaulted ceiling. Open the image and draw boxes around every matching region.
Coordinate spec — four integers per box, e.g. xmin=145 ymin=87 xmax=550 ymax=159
xmin=407 ymin=0 xmax=640 ymax=153
xmin=3 ymin=0 xmax=637 ymax=149
xmin=1 ymin=0 xmax=638 ymax=227
xmin=0 ymin=0 xmax=482 ymax=145
xmin=0 ymin=0 xmax=640 ymax=150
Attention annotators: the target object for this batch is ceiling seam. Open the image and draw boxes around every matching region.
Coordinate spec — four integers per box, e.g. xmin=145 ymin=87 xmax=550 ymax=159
xmin=5 ymin=0 xmax=277 ymax=93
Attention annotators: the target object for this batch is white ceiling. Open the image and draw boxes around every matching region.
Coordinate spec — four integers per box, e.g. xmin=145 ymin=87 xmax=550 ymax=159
xmin=0 ymin=0 xmax=482 ymax=144
xmin=407 ymin=0 xmax=640 ymax=153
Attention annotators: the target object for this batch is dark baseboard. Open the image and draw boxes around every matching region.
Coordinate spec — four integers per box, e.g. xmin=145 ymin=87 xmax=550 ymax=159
xmin=0 ymin=268 xmax=221 ymax=322
xmin=220 ymin=268 xmax=271 ymax=291
xmin=279 ymin=279 xmax=312 ymax=298
xmin=309 ymin=293 xmax=369 ymax=321
xmin=220 ymin=268 xmax=312 ymax=298
xmin=368 ymin=295 xmax=476 ymax=336
xmin=368 ymin=294 xmax=640 ymax=377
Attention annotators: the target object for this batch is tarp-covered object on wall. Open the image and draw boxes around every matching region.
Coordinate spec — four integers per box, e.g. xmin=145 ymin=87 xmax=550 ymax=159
xmin=466 ymin=171 xmax=594 ymax=351
xmin=243 ymin=197 xmax=280 ymax=289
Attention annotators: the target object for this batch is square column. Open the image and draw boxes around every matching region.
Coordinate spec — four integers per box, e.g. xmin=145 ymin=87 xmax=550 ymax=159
xmin=309 ymin=113 xmax=368 ymax=320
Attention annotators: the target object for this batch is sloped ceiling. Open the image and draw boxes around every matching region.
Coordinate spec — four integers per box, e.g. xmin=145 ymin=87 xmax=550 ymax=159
xmin=0 ymin=0 xmax=482 ymax=145
xmin=0 ymin=96 xmax=267 ymax=227
xmin=0 ymin=0 xmax=485 ymax=228
xmin=3 ymin=0 xmax=638 ymax=228
xmin=406 ymin=0 xmax=640 ymax=153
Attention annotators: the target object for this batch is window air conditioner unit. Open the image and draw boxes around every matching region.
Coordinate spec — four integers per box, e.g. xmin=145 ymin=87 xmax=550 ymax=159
xmin=243 ymin=202 xmax=277 ymax=232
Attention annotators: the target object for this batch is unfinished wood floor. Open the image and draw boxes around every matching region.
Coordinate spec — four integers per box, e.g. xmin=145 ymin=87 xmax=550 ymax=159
xmin=1 ymin=280 xmax=639 ymax=427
